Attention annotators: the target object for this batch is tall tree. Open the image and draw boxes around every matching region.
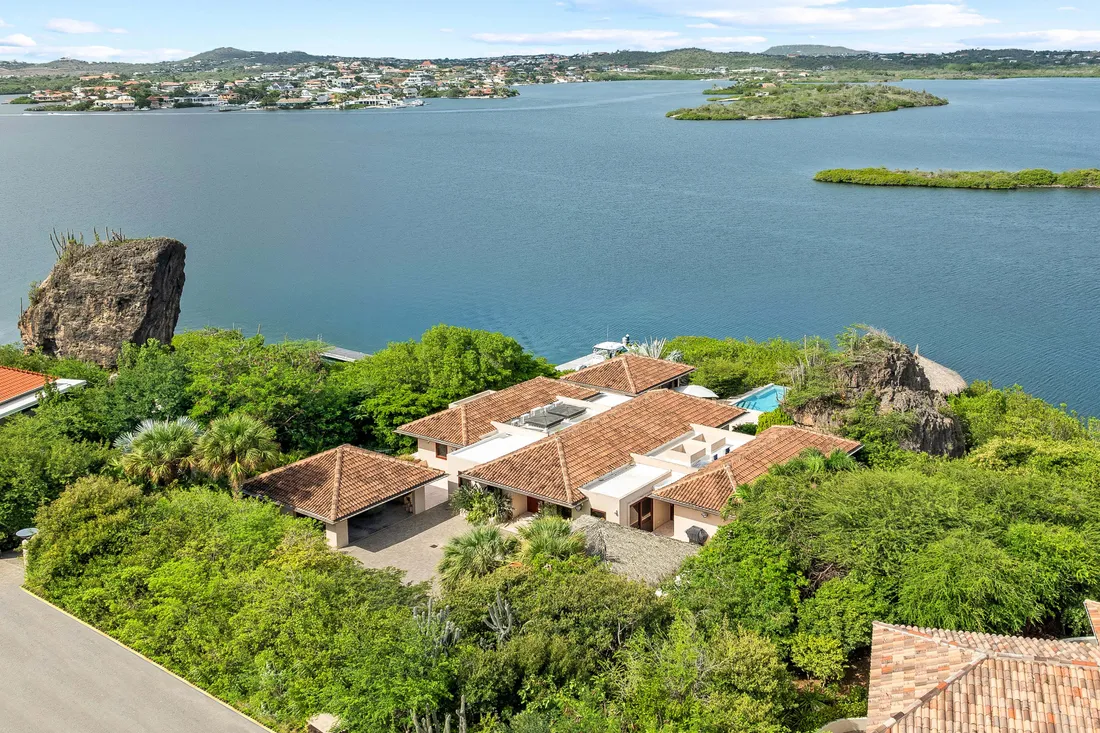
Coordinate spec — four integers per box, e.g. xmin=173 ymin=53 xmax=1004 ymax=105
xmin=113 ymin=417 xmax=202 ymax=486
xmin=193 ymin=413 xmax=280 ymax=496
xmin=438 ymin=526 xmax=518 ymax=589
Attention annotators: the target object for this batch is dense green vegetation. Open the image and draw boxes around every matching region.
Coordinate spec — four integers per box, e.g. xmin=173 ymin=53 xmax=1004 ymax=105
xmin=10 ymin=323 xmax=1100 ymax=732
xmin=815 ymin=167 xmax=1100 ymax=189
xmin=668 ymin=84 xmax=947 ymax=120
xmin=0 ymin=325 xmax=550 ymax=545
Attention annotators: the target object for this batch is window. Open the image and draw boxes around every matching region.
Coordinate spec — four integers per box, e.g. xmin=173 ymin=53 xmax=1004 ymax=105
xmin=435 ymin=443 xmax=448 ymax=460
xmin=590 ymin=509 xmax=607 ymax=520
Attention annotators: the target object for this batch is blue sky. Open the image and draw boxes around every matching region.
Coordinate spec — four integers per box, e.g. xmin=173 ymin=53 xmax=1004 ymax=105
xmin=1 ymin=1 xmax=1099 ymax=62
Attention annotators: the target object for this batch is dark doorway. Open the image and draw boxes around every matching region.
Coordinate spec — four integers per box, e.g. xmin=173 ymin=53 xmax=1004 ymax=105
xmin=630 ymin=497 xmax=653 ymax=531
xmin=527 ymin=495 xmax=541 ymax=514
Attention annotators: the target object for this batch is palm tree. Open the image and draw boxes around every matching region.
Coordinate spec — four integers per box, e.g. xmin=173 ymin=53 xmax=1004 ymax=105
xmin=437 ymin=526 xmax=519 ymax=589
xmin=517 ymin=515 xmax=585 ymax=564
xmin=192 ymin=413 xmax=280 ymax=496
xmin=113 ymin=417 xmax=202 ymax=486
xmin=627 ymin=337 xmax=683 ymax=363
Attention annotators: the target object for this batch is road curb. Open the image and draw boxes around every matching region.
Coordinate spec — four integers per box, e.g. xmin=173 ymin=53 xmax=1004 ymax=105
xmin=18 ymin=586 xmax=280 ymax=733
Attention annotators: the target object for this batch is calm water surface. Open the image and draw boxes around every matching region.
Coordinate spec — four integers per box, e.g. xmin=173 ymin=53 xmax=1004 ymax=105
xmin=1 ymin=80 xmax=1098 ymax=414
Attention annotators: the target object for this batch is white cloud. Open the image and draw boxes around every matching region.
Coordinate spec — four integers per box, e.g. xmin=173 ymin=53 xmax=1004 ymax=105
xmin=686 ymin=22 xmax=720 ymax=28
xmin=693 ymin=4 xmax=996 ymax=31
xmin=0 ymin=44 xmax=190 ymax=62
xmin=472 ymin=28 xmax=683 ymax=49
xmin=46 ymin=18 xmax=127 ymax=35
xmin=566 ymin=0 xmax=996 ymax=32
xmin=699 ymin=35 xmax=768 ymax=48
xmin=0 ymin=18 xmax=11 ymax=28
xmin=0 ymin=33 xmax=35 ymax=47
xmin=961 ymin=29 xmax=1100 ymax=47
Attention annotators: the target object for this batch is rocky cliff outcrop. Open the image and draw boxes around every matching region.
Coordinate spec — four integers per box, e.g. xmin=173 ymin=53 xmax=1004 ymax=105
xmin=19 ymin=237 xmax=186 ymax=368
xmin=788 ymin=338 xmax=965 ymax=458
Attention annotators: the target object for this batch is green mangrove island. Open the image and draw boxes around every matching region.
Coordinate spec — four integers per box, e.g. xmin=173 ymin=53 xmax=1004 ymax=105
xmin=666 ymin=83 xmax=947 ymax=121
xmin=815 ymin=167 xmax=1100 ymax=189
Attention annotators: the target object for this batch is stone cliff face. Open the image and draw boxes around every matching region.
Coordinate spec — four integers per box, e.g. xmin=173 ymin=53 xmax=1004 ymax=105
xmin=19 ymin=237 xmax=186 ymax=368
xmin=788 ymin=340 xmax=965 ymax=458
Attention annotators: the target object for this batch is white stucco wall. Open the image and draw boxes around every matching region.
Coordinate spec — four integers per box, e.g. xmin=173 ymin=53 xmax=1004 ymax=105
xmin=670 ymin=505 xmax=729 ymax=544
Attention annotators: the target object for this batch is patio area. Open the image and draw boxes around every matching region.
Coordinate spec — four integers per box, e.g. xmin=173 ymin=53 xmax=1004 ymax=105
xmin=341 ymin=501 xmax=470 ymax=587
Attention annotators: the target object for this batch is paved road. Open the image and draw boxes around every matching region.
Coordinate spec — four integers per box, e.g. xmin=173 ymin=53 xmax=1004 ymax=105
xmin=0 ymin=552 xmax=270 ymax=733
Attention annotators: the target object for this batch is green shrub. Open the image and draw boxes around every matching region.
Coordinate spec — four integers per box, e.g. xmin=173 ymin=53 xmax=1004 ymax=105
xmin=790 ymin=632 xmax=846 ymax=682
xmin=757 ymin=408 xmax=795 ymax=432
xmin=797 ymin=574 xmax=889 ymax=654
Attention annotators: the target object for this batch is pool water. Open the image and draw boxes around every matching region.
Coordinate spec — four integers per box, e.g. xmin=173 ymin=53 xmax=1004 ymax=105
xmin=736 ymin=385 xmax=788 ymax=413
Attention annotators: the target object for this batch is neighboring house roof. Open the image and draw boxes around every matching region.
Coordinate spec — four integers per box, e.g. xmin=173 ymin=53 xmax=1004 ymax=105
xmin=652 ymin=426 xmax=861 ymax=513
xmin=242 ymin=444 xmax=445 ymax=523
xmin=395 ymin=376 xmax=599 ymax=447
xmin=0 ymin=366 xmax=52 ymax=404
xmin=560 ymin=354 xmax=695 ymax=396
xmin=462 ymin=390 xmax=744 ymax=506
xmin=865 ymin=615 xmax=1100 ymax=733
xmin=572 ymin=514 xmax=698 ymax=585
xmin=0 ymin=366 xmax=86 ymax=421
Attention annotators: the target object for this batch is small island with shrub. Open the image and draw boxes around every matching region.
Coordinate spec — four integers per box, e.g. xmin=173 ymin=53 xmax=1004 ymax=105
xmin=667 ymin=83 xmax=947 ymax=120
xmin=814 ymin=167 xmax=1100 ymax=189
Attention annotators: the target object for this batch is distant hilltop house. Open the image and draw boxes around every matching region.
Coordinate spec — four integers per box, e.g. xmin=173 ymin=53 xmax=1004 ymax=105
xmin=94 ymin=95 xmax=136 ymax=110
xmin=824 ymin=600 xmax=1100 ymax=732
xmin=0 ymin=366 xmax=85 ymax=422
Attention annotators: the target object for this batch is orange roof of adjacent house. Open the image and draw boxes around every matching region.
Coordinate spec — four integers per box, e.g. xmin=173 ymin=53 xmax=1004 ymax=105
xmin=242 ymin=445 xmax=444 ymax=523
xmin=462 ymin=390 xmax=745 ymax=506
xmin=864 ymin=615 xmax=1100 ymax=733
xmin=560 ymin=354 xmax=695 ymax=395
xmin=0 ymin=366 xmax=53 ymax=404
xmin=652 ymin=426 xmax=861 ymax=512
xmin=395 ymin=376 xmax=600 ymax=447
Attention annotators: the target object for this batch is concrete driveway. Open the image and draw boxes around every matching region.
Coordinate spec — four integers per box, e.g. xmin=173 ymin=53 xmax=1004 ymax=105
xmin=341 ymin=504 xmax=470 ymax=586
xmin=0 ymin=552 xmax=271 ymax=733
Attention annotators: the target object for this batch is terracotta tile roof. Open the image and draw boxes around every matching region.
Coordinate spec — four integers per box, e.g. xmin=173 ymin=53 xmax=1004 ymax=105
xmin=0 ymin=366 xmax=52 ymax=404
xmin=242 ymin=445 xmax=445 ymax=523
xmin=462 ymin=390 xmax=744 ymax=506
xmin=560 ymin=354 xmax=695 ymax=395
xmin=652 ymin=426 xmax=861 ymax=512
xmin=395 ymin=377 xmax=599 ymax=447
xmin=866 ymin=618 xmax=1100 ymax=733
xmin=1087 ymin=600 xmax=1100 ymax=640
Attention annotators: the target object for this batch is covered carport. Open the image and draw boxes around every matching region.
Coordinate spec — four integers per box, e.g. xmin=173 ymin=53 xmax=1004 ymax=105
xmin=242 ymin=444 xmax=445 ymax=548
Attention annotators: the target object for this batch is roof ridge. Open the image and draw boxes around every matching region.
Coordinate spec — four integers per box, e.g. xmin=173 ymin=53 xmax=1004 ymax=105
xmin=622 ymin=356 xmax=637 ymax=394
xmin=459 ymin=403 xmax=468 ymax=445
xmin=0 ymin=364 xmax=55 ymax=380
xmin=869 ymin=653 xmax=989 ymax=733
xmin=329 ymin=445 xmax=345 ymax=523
xmin=554 ymin=435 xmax=574 ymax=503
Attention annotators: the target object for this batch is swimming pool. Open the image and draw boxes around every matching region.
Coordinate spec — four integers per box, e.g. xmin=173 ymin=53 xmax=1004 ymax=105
xmin=735 ymin=384 xmax=788 ymax=413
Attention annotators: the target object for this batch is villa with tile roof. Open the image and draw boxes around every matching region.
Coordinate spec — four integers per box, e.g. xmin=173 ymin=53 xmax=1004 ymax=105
xmin=242 ymin=444 xmax=445 ymax=547
xmin=831 ymin=601 xmax=1100 ymax=733
xmin=393 ymin=366 xmax=863 ymax=544
xmin=560 ymin=354 xmax=695 ymax=396
xmin=0 ymin=365 xmax=86 ymax=421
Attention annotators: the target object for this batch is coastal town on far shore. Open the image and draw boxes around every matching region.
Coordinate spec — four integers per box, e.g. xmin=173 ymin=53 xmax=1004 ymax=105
xmin=9 ymin=58 xmax=533 ymax=111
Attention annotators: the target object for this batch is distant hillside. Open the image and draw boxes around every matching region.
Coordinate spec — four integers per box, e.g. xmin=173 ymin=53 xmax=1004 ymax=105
xmin=764 ymin=45 xmax=867 ymax=56
xmin=179 ymin=47 xmax=329 ymax=67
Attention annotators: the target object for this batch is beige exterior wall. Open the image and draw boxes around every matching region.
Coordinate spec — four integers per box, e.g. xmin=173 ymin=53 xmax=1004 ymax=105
xmin=324 ymin=518 xmax=349 ymax=548
xmin=652 ymin=498 xmax=672 ymax=530
xmin=670 ymin=505 xmax=729 ymax=543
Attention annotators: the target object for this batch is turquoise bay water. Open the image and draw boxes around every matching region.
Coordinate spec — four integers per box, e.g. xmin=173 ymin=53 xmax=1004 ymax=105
xmin=1 ymin=80 xmax=1098 ymax=414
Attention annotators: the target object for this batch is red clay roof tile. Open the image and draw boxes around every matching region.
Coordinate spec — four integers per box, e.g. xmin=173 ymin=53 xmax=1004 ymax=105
xmin=242 ymin=445 xmax=445 ymax=523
